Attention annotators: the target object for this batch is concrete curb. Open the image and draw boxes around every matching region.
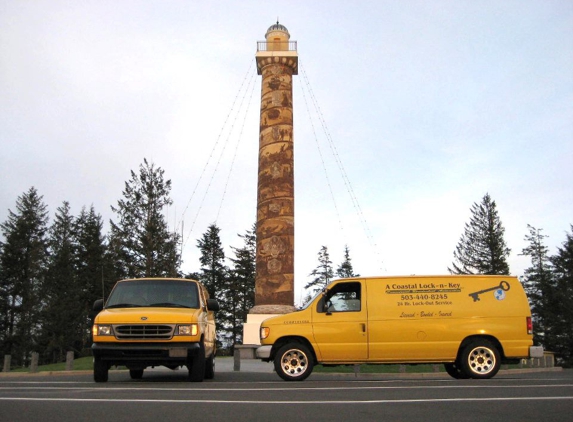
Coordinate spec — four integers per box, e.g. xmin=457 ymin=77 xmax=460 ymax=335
xmin=0 ymin=365 xmax=563 ymax=378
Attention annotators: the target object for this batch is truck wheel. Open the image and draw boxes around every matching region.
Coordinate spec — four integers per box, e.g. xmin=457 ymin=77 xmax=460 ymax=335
xmin=274 ymin=343 xmax=314 ymax=381
xmin=204 ymin=354 xmax=215 ymax=379
xmin=188 ymin=343 xmax=206 ymax=382
xmin=129 ymin=369 xmax=144 ymax=379
xmin=460 ymin=340 xmax=501 ymax=379
xmin=444 ymin=362 xmax=469 ymax=379
xmin=94 ymin=358 xmax=108 ymax=383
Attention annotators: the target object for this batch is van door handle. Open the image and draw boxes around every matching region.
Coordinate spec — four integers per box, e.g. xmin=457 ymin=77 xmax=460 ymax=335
xmin=360 ymin=323 xmax=366 ymax=333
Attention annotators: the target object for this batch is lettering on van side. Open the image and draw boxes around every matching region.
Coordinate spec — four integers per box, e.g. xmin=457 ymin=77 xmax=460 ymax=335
xmin=385 ymin=283 xmax=461 ymax=295
xmin=284 ymin=320 xmax=310 ymax=324
xmin=400 ymin=311 xmax=453 ymax=318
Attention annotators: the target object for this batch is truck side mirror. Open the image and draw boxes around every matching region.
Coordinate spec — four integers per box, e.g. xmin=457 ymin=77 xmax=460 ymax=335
xmin=93 ymin=298 xmax=104 ymax=313
xmin=207 ymin=299 xmax=220 ymax=312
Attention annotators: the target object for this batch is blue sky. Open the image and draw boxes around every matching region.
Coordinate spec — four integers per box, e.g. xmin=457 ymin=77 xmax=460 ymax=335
xmin=1 ymin=1 xmax=571 ymax=304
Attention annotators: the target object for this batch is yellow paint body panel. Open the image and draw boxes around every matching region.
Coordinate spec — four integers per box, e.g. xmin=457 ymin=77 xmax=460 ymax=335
xmin=92 ymin=278 xmax=217 ymax=362
xmin=261 ymin=275 xmax=533 ymax=364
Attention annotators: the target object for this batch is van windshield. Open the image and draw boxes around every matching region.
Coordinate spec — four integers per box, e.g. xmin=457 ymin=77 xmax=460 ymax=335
xmin=300 ymin=289 xmax=323 ymax=310
xmin=105 ymin=279 xmax=200 ymax=309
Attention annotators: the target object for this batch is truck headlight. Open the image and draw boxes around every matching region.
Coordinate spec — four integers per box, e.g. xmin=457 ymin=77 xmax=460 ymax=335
xmin=260 ymin=327 xmax=270 ymax=340
xmin=94 ymin=325 xmax=112 ymax=336
xmin=177 ymin=324 xmax=198 ymax=336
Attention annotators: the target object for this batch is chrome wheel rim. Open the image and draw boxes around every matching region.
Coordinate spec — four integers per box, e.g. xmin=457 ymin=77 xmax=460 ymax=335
xmin=467 ymin=346 xmax=496 ymax=375
xmin=279 ymin=348 xmax=309 ymax=378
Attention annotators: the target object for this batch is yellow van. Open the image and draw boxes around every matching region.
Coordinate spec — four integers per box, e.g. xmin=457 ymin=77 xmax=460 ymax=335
xmin=257 ymin=275 xmax=542 ymax=381
xmin=92 ymin=278 xmax=219 ymax=382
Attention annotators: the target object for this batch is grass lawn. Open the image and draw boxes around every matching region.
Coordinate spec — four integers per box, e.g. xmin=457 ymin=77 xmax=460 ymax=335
xmin=11 ymin=356 xmax=95 ymax=372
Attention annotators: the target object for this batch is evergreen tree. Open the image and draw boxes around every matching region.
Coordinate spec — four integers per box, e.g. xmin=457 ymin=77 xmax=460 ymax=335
xmin=520 ymin=225 xmax=555 ymax=347
xmin=40 ymin=202 xmax=83 ymax=363
xmin=0 ymin=187 xmax=49 ymax=367
xmin=109 ymin=159 xmax=180 ymax=279
xmin=228 ymin=224 xmax=256 ymax=345
xmin=196 ymin=224 xmax=229 ymax=345
xmin=448 ymin=193 xmax=511 ymax=275
xmin=336 ymin=245 xmax=359 ymax=278
xmin=549 ymin=226 xmax=573 ymax=367
xmin=75 ymin=206 xmax=109 ymax=349
xmin=305 ymin=246 xmax=334 ymax=296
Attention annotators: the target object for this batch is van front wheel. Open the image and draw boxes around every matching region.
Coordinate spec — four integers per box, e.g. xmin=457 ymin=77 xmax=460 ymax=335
xmin=93 ymin=357 xmax=108 ymax=383
xmin=188 ymin=343 xmax=206 ymax=382
xmin=460 ymin=340 xmax=501 ymax=379
xmin=274 ymin=343 xmax=314 ymax=381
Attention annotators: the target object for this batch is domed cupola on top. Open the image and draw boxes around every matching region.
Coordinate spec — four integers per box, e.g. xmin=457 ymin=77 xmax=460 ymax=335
xmin=265 ymin=21 xmax=290 ymax=51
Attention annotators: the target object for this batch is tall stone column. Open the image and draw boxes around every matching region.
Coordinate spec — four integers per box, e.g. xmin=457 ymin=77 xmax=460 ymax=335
xmin=242 ymin=22 xmax=298 ymax=347
xmin=252 ymin=22 xmax=298 ymax=313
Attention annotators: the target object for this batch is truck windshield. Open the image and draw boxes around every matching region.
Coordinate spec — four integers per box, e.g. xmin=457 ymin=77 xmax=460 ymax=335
xmin=105 ymin=279 xmax=200 ymax=309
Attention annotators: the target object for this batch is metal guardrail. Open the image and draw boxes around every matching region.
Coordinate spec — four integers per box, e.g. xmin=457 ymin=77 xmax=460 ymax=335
xmin=257 ymin=41 xmax=297 ymax=52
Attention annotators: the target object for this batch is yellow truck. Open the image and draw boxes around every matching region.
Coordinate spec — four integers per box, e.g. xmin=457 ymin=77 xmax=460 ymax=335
xmin=92 ymin=278 xmax=219 ymax=382
xmin=257 ymin=275 xmax=543 ymax=381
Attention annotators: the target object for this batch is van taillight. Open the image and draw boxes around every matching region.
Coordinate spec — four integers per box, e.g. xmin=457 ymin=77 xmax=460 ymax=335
xmin=526 ymin=317 xmax=533 ymax=335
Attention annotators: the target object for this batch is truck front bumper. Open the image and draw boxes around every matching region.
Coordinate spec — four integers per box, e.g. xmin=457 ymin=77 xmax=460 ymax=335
xmin=256 ymin=345 xmax=272 ymax=360
xmin=92 ymin=342 xmax=201 ymax=366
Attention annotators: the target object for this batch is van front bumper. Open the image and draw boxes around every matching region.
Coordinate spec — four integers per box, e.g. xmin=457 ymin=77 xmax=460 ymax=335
xmin=92 ymin=342 xmax=201 ymax=366
xmin=256 ymin=345 xmax=272 ymax=360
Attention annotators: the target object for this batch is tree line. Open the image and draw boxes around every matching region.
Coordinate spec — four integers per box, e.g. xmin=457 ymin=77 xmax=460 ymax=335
xmin=1 ymin=160 xmax=571 ymax=367
xmin=0 ymin=160 xmax=255 ymax=368
xmin=297 ymin=193 xmax=573 ymax=367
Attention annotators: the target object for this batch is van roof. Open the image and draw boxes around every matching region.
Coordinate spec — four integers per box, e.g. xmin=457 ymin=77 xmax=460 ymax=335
xmin=336 ymin=274 xmax=518 ymax=281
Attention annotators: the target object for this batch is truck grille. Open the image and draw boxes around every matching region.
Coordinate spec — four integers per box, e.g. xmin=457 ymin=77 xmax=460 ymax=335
xmin=113 ymin=324 xmax=175 ymax=340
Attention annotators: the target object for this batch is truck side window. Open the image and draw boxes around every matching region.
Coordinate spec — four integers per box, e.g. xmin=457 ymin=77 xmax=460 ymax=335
xmin=321 ymin=282 xmax=361 ymax=313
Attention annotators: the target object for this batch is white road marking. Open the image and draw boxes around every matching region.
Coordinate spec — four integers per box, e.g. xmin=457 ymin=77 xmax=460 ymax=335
xmin=1 ymin=384 xmax=572 ymax=392
xmin=0 ymin=396 xmax=572 ymax=404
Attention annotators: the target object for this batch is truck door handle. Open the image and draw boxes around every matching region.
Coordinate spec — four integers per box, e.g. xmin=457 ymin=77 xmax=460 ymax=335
xmin=360 ymin=323 xmax=366 ymax=333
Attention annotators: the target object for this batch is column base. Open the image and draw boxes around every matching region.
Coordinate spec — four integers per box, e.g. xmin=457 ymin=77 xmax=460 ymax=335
xmin=241 ymin=304 xmax=297 ymax=348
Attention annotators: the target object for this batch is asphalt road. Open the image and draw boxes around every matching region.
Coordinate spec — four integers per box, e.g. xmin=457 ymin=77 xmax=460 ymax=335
xmin=1 ymin=367 xmax=571 ymax=422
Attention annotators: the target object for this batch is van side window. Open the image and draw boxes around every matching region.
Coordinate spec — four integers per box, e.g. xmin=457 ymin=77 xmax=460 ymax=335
xmin=321 ymin=282 xmax=361 ymax=313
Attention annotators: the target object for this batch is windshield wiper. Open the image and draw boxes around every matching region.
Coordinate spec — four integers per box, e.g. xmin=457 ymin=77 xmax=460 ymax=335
xmin=105 ymin=303 xmax=144 ymax=309
xmin=148 ymin=302 xmax=191 ymax=308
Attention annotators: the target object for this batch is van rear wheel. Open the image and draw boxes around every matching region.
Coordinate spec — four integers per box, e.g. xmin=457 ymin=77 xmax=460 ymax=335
xmin=129 ymin=369 xmax=144 ymax=379
xmin=460 ymin=339 xmax=501 ymax=379
xmin=204 ymin=354 xmax=215 ymax=379
xmin=444 ymin=362 xmax=469 ymax=379
xmin=274 ymin=343 xmax=314 ymax=381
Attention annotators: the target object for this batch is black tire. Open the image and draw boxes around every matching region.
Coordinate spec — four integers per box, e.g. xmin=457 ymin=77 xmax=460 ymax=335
xmin=129 ymin=369 xmax=144 ymax=379
xmin=274 ymin=342 xmax=314 ymax=381
xmin=459 ymin=339 xmax=501 ymax=379
xmin=444 ymin=362 xmax=469 ymax=379
xmin=93 ymin=357 xmax=108 ymax=383
xmin=204 ymin=354 xmax=215 ymax=379
xmin=188 ymin=343 xmax=206 ymax=382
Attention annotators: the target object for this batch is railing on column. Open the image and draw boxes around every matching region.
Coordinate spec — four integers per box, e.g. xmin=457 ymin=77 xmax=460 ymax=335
xmin=257 ymin=41 xmax=297 ymax=52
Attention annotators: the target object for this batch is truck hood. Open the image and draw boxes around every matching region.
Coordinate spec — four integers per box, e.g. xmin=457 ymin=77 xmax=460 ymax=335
xmin=95 ymin=307 xmax=202 ymax=324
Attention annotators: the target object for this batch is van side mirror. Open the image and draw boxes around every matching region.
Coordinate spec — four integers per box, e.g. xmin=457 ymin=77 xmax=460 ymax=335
xmin=207 ymin=299 xmax=220 ymax=312
xmin=93 ymin=299 xmax=104 ymax=313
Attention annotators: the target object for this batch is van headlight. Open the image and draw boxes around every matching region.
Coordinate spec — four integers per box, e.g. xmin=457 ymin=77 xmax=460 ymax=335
xmin=177 ymin=324 xmax=198 ymax=336
xmin=94 ymin=325 xmax=112 ymax=336
xmin=260 ymin=327 xmax=270 ymax=340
